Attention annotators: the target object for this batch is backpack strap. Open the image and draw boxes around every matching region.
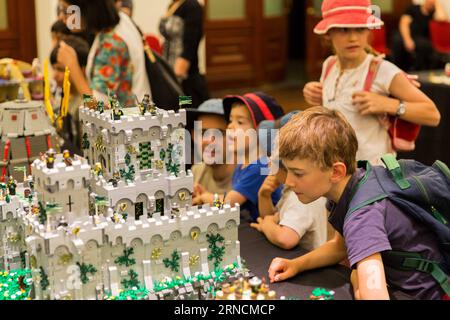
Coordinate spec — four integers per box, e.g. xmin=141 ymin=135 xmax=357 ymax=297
xmin=346 ymin=161 xmax=389 ymax=220
xmin=322 ymin=56 xmax=338 ymax=83
xmin=364 ymin=57 xmax=382 ymax=92
xmin=385 ymin=251 xmax=450 ymax=297
xmin=381 ymin=154 xmax=411 ymax=190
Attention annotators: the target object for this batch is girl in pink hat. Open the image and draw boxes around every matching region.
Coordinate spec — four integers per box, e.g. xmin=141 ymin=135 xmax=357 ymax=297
xmin=303 ymin=0 xmax=441 ymax=165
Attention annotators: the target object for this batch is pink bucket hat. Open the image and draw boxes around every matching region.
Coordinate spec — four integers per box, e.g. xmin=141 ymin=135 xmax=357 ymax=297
xmin=314 ymin=0 xmax=384 ymax=35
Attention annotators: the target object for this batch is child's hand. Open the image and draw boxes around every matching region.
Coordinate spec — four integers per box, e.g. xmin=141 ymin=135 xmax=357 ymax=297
xmin=303 ymin=82 xmax=323 ymax=106
xmin=258 ymin=175 xmax=281 ymax=198
xmin=193 ymin=183 xmax=206 ymax=198
xmin=193 ymin=191 xmax=214 ymax=206
xmin=250 ymin=213 xmax=280 ymax=232
xmin=268 ymin=257 xmax=299 ymax=283
xmin=353 ymin=91 xmax=396 ymax=116
xmin=57 ymin=41 xmax=79 ymax=70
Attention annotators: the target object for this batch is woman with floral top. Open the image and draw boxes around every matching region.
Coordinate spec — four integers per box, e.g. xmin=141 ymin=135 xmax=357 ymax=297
xmin=57 ymin=0 xmax=150 ymax=107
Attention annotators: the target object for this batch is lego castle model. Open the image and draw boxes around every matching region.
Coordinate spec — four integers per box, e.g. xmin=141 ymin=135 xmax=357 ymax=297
xmin=0 ymin=97 xmax=241 ymax=300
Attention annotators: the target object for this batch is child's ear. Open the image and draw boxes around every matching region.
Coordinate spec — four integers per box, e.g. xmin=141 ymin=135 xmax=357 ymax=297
xmin=330 ymin=162 xmax=348 ymax=183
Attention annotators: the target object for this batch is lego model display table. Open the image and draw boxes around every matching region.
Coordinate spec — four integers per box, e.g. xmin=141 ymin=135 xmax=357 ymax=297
xmin=398 ymin=71 xmax=450 ymax=166
xmin=239 ymin=223 xmax=414 ymax=300
xmin=239 ymin=223 xmax=353 ymax=300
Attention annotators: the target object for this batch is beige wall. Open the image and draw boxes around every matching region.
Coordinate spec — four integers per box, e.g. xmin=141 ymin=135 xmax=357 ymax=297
xmin=34 ymin=0 xmax=205 ymax=73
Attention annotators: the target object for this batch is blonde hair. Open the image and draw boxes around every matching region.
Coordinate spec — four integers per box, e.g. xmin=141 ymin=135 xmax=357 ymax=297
xmin=279 ymin=107 xmax=358 ymax=174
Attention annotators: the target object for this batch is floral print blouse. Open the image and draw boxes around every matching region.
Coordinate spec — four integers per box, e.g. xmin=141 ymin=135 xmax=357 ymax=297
xmin=90 ymin=30 xmax=135 ymax=107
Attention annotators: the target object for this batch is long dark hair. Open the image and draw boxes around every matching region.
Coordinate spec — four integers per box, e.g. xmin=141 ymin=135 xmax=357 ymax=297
xmin=63 ymin=0 xmax=120 ymax=33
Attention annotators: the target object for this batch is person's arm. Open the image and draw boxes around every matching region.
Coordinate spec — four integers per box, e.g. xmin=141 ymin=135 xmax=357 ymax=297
xmin=174 ymin=1 xmax=203 ymax=78
xmin=353 ymin=73 xmax=441 ymax=127
xmin=434 ymin=0 xmax=448 ymax=21
xmin=251 ymin=214 xmax=300 ymax=250
xmin=399 ymin=14 xmax=415 ymax=52
xmin=355 ymin=253 xmax=390 ymax=300
xmin=57 ymin=41 xmax=92 ymax=96
xmin=268 ymin=230 xmax=347 ymax=282
xmin=258 ymin=176 xmax=280 ymax=217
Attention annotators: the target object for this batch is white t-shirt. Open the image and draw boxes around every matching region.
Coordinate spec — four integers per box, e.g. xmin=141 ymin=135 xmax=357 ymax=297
xmin=86 ymin=12 xmax=151 ymax=103
xmin=277 ymin=189 xmax=328 ymax=251
xmin=321 ymin=54 xmax=403 ymax=165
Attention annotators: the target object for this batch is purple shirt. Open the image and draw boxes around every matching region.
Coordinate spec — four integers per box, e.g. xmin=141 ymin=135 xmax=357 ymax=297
xmin=328 ymin=168 xmax=448 ymax=300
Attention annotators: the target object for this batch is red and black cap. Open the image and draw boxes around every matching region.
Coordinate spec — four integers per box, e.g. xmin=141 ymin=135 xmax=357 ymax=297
xmin=223 ymin=92 xmax=285 ymax=128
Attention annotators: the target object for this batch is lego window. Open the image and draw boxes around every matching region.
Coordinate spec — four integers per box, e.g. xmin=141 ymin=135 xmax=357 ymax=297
xmin=135 ymin=202 xmax=144 ymax=220
xmin=226 ymin=219 xmax=237 ymax=230
xmin=178 ymin=191 xmax=187 ymax=201
xmin=190 ymin=227 xmax=201 ymax=241
xmin=207 ymin=223 xmax=219 ymax=234
xmin=170 ymin=231 xmax=182 ymax=241
xmin=156 ymin=198 xmax=164 ymax=215
xmin=151 ymin=235 xmax=163 ymax=246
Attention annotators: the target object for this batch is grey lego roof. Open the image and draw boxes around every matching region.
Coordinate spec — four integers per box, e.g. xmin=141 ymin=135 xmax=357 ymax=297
xmin=0 ymin=99 xmax=56 ymax=138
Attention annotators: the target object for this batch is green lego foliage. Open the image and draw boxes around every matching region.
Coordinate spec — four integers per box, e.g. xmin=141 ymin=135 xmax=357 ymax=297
xmin=163 ymin=250 xmax=180 ymax=273
xmin=121 ymin=269 xmax=140 ymax=290
xmin=39 ymin=267 xmax=49 ymax=291
xmin=76 ymin=262 xmax=97 ymax=285
xmin=207 ymin=233 xmax=226 ymax=269
xmin=114 ymin=247 xmax=136 ymax=267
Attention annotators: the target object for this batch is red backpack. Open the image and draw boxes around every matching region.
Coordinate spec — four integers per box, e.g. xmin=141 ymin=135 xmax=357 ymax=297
xmin=322 ymin=57 xmax=421 ymax=152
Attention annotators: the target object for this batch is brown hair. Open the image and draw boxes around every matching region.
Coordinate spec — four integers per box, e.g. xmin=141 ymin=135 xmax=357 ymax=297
xmin=279 ymin=107 xmax=358 ymax=174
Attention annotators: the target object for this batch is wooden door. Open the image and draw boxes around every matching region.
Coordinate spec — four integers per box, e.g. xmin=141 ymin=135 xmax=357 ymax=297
xmin=204 ymin=0 xmax=289 ymax=90
xmin=261 ymin=0 xmax=289 ymax=82
xmin=0 ymin=0 xmax=37 ymax=62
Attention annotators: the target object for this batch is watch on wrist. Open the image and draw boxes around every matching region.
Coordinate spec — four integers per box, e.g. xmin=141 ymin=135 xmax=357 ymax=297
xmin=396 ymin=101 xmax=406 ymax=117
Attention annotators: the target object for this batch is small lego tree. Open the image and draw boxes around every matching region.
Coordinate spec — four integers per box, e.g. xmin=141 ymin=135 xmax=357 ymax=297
xmin=207 ymin=233 xmax=226 ymax=270
xmin=120 ymin=165 xmax=135 ymax=182
xmin=76 ymin=262 xmax=97 ymax=285
xmin=125 ymin=153 xmax=131 ymax=166
xmin=115 ymin=247 xmax=136 ymax=267
xmin=121 ymin=269 xmax=140 ymax=290
xmin=167 ymin=162 xmax=180 ymax=177
xmin=163 ymin=250 xmax=180 ymax=273
xmin=82 ymin=133 xmax=90 ymax=150
xmin=38 ymin=202 xmax=47 ymax=225
xmin=39 ymin=267 xmax=49 ymax=291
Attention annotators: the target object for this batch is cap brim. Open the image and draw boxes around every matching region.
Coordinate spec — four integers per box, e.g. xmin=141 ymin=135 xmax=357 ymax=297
xmin=185 ymin=108 xmax=225 ymax=130
xmin=314 ymin=13 xmax=384 ymax=35
xmin=223 ymin=95 xmax=257 ymax=127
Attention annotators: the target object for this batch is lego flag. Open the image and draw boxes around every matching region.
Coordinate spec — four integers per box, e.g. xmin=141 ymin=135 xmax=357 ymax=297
xmin=179 ymin=96 xmax=192 ymax=108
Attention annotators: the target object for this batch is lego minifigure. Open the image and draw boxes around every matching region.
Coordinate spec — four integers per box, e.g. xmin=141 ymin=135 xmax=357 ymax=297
xmin=171 ymin=203 xmax=181 ymax=219
xmin=213 ymin=193 xmax=224 ymax=210
xmin=108 ymin=171 xmax=121 ymax=188
xmin=46 ymin=149 xmax=56 ymax=169
xmin=7 ymin=176 xmax=17 ymax=196
xmin=63 ymin=150 xmax=72 ymax=166
xmin=58 ymin=216 xmax=68 ymax=228
xmin=148 ymin=101 xmax=157 ymax=116
xmin=93 ymin=163 xmax=103 ymax=177
xmin=96 ymin=101 xmax=105 ymax=114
